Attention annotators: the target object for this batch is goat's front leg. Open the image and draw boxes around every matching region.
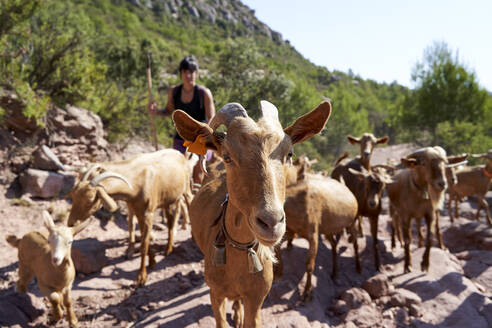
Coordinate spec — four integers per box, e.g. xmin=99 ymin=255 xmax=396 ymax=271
xmin=303 ymin=229 xmax=319 ymax=301
xmin=39 ymin=284 xmax=64 ymax=323
xmin=421 ymin=213 xmax=435 ymax=272
xmin=369 ymin=215 xmax=380 ymax=270
xmin=210 ymin=289 xmax=228 ymax=328
xmin=243 ymin=294 xmax=265 ymax=328
xmin=327 ymin=234 xmax=340 ymax=280
xmin=416 ymin=217 xmax=424 ymax=248
xmin=127 ymin=205 xmax=135 ymax=259
xmin=478 ymin=197 xmax=491 ymax=225
xmin=349 ymin=222 xmax=361 ymax=274
xmin=434 ymin=211 xmax=446 ymax=250
xmin=62 ymin=286 xmax=78 ymax=327
xmin=402 ymin=217 xmax=412 ymax=273
xmin=136 ymin=212 xmax=154 ymax=286
xmin=232 ymin=299 xmax=244 ymax=328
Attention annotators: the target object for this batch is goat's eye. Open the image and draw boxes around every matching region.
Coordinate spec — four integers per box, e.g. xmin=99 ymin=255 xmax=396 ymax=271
xmin=288 ymin=151 xmax=293 ymax=159
xmin=223 ymin=154 xmax=232 ymax=164
xmin=67 ymin=240 xmax=72 ymax=245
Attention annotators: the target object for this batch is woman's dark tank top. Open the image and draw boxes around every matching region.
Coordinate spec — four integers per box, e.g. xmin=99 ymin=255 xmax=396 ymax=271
xmin=173 ymin=84 xmax=205 ymax=140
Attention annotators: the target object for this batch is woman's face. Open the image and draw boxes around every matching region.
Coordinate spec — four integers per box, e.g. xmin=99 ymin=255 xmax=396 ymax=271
xmin=180 ymin=69 xmax=198 ymax=86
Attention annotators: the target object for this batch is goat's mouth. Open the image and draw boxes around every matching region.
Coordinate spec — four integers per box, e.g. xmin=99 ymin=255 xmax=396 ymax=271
xmin=250 ymin=217 xmax=285 ymax=247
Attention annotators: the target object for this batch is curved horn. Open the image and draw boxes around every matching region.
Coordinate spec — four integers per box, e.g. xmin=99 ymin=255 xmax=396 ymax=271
xmin=82 ymin=164 xmax=102 ymax=182
xmin=209 ymin=103 xmax=248 ymax=130
xmin=41 ymin=145 xmax=67 ymax=171
xmin=90 ymin=172 xmax=133 ymax=189
xmin=446 ymin=160 xmax=468 ymax=168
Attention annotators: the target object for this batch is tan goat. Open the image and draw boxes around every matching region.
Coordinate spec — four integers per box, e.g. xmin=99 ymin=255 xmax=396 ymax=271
xmin=330 ymin=133 xmax=389 ymax=270
xmin=387 ymin=147 xmax=467 ymax=273
xmin=278 ymin=174 xmax=360 ymax=300
xmin=172 ymin=100 xmax=331 ymax=327
xmin=447 ymin=150 xmax=492 ymax=225
xmin=67 ymin=149 xmax=193 ymax=286
xmin=6 ymin=211 xmax=92 ymax=327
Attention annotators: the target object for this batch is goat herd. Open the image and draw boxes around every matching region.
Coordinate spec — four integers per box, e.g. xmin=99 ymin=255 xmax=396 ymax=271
xmin=5 ymin=100 xmax=492 ymax=327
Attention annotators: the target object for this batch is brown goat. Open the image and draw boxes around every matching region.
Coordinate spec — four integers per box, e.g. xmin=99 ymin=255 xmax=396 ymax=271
xmin=346 ymin=133 xmax=389 ymax=170
xmin=279 ymin=174 xmax=359 ymax=300
xmin=386 ymin=147 xmax=467 ymax=273
xmin=447 ymin=151 xmax=492 ymax=225
xmin=6 ymin=211 xmax=92 ymax=327
xmin=172 ymin=100 xmax=331 ymax=327
xmin=67 ymin=149 xmax=193 ymax=286
xmin=342 ymin=166 xmax=394 ymax=270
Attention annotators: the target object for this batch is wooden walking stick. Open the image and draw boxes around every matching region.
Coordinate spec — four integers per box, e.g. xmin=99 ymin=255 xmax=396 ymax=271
xmin=146 ymin=51 xmax=159 ymax=151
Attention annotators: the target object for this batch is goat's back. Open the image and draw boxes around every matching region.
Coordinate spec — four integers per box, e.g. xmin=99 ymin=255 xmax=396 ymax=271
xmin=285 ymin=174 xmax=357 ymax=238
xmin=451 ymin=165 xmax=490 ymax=197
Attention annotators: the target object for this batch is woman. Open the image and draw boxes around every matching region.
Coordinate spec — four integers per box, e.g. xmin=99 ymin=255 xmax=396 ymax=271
xmin=148 ymin=55 xmax=215 ymax=185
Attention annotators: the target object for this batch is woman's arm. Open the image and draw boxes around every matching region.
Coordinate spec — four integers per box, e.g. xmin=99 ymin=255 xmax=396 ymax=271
xmin=203 ymin=87 xmax=215 ymax=122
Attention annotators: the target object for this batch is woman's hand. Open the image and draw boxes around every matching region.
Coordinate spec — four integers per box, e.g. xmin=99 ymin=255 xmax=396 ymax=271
xmin=148 ymin=100 xmax=158 ymax=115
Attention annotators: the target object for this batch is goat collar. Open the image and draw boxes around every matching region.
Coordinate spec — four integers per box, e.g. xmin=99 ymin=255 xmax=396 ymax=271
xmin=411 ymin=175 xmax=429 ymax=200
xmin=212 ymin=194 xmax=263 ymax=273
xmin=484 ymin=167 xmax=492 ymax=178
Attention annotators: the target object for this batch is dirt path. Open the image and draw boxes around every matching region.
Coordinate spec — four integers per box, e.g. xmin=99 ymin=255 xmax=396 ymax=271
xmin=1 ymin=184 xmax=491 ymax=327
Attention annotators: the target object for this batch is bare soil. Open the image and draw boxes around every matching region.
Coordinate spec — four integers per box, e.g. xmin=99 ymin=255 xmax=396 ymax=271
xmin=1 ymin=147 xmax=491 ymax=328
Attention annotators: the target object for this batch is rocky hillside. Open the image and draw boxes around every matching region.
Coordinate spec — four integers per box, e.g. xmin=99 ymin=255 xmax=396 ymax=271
xmin=132 ymin=0 xmax=284 ymax=43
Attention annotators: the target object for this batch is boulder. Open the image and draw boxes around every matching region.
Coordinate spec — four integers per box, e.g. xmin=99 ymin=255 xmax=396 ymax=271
xmin=72 ymin=238 xmax=108 ymax=274
xmin=340 ymin=287 xmax=372 ymax=308
xmin=19 ymin=169 xmax=75 ymax=199
xmin=390 ymin=288 xmax=422 ymax=308
xmin=362 ymin=272 xmax=392 ymax=299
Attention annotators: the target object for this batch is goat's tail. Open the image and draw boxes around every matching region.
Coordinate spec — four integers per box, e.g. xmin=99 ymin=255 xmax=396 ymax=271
xmin=335 ymin=152 xmax=349 ymax=166
xmin=6 ymin=235 xmax=21 ymax=248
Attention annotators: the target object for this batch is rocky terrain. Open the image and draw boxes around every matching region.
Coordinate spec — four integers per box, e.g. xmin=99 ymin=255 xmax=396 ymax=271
xmin=0 ymin=102 xmax=491 ymax=327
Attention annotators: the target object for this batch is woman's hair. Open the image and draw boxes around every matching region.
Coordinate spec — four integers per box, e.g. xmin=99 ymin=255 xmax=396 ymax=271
xmin=179 ymin=55 xmax=199 ymax=73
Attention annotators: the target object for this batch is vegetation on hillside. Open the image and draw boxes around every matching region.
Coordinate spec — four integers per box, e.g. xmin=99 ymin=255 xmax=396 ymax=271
xmin=1 ymin=0 xmax=490 ymax=168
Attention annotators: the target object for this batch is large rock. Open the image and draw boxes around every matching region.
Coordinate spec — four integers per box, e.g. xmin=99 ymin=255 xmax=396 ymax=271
xmin=362 ymin=273 xmax=392 ymax=299
xmin=72 ymin=238 xmax=108 ymax=274
xmin=392 ymin=248 xmax=491 ymax=327
xmin=19 ymin=168 xmax=75 ymax=199
xmin=340 ymin=287 xmax=372 ymax=308
xmin=390 ymin=288 xmax=422 ymax=308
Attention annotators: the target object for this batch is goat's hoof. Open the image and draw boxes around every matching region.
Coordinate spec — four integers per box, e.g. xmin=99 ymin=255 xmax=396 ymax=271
xmin=404 ymin=266 xmax=412 ymax=274
xmin=69 ymin=318 xmax=78 ymax=327
xmin=165 ymin=246 xmax=173 ymax=256
xmin=301 ymin=290 xmax=313 ymax=303
xmin=136 ymin=274 xmax=147 ymax=287
xmin=421 ymin=263 xmax=429 ymax=272
xmin=126 ymin=248 xmax=135 ymax=259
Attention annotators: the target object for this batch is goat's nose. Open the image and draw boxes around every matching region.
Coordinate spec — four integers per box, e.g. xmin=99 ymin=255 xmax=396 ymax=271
xmin=368 ymin=200 xmax=377 ymax=208
xmin=437 ymin=180 xmax=446 ymax=190
xmin=363 ymin=151 xmax=371 ymax=157
xmin=256 ymin=215 xmax=284 ymax=230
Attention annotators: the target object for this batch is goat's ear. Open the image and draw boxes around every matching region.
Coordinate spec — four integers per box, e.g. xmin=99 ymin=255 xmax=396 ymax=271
xmin=284 ymin=101 xmax=331 ymax=145
xmin=347 ymin=135 xmax=360 ymax=144
xmin=376 ymin=136 xmax=389 ymax=144
xmin=42 ymin=211 xmax=55 ymax=232
xmin=172 ymin=110 xmax=222 ymax=151
xmin=348 ymin=168 xmax=366 ymax=181
xmin=96 ymin=187 xmax=118 ymax=212
xmin=401 ymin=157 xmax=418 ymax=168
xmin=71 ymin=218 xmax=93 ymax=236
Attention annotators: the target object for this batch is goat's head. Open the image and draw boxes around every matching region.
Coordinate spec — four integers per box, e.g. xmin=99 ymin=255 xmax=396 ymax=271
xmin=347 ymin=133 xmax=388 ymax=169
xmin=401 ymin=147 xmax=468 ymax=192
xmin=349 ymin=167 xmax=393 ymax=210
xmin=67 ymin=169 xmax=132 ymax=227
xmin=43 ymin=211 xmax=92 ymax=266
xmin=173 ymin=100 xmax=331 ymax=247
xmin=445 ymin=153 xmax=469 ymax=186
